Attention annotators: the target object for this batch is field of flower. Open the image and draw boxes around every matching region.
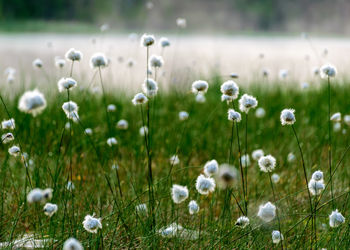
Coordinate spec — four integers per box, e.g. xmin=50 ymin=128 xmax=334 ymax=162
xmin=0 ymin=33 xmax=349 ymax=249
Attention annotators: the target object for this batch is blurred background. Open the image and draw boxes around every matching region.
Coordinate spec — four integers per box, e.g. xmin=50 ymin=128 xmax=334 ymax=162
xmin=1 ymin=0 xmax=350 ymax=34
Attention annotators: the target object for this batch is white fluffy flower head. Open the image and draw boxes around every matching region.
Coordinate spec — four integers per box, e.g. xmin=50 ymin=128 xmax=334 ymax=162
xmin=32 ymin=58 xmax=43 ymax=69
xmin=228 ymin=109 xmax=241 ymax=122
xmin=159 ymin=37 xmax=170 ymax=48
xmin=63 ymin=238 xmax=83 ymax=250
xmin=195 ymin=174 xmax=215 ymax=195
xmin=9 ymin=145 xmax=20 ymax=157
xmin=258 ymin=202 xmax=276 ymax=222
xmin=192 ymin=80 xmax=208 ymax=94
xmin=203 ymin=160 xmax=219 ymax=177
xmin=65 ymin=48 xmax=83 ymax=61
xmin=320 ymin=64 xmax=337 ymax=78
xmin=107 ymin=137 xmax=118 ymax=147
xmin=235 ymin=216 xmax=250 ymax=228
xmin=2 ymin=118 xmax=15 ymax=130
xmin=43 ymin=203 xmax=58 ymax=217
xmin=252 ymin=149 xmax=264 ymax=161
xmin=239 ymin=94 xmax=258 ymax=113
xmin=117 ymin=120 xmax=129 ymax=130
xmin=280 ymin=109 xmax=296 ymax=125
xmin=258 ymin=155 xmax=276 ymax=173
xmin=90 ymin=53 xmax=108 ymax=68
xmin=170 ymin=155 xmax=180 ymax=165
xmin=330 ymin=112 xmax=341 ymax=122
xmin=308 ymin=179 xmax=325 ymax=195
xmin=220 ymin=80 xmax=239 ymax=102
xmin=171 ymin=184 xmax=189 ymax=204
xmin=149 ymin=55 xmax=164 ymax=68
xmin=272 ymin=230 xmax=284 ymax=244
xmin=18 ymin=89 xmax=47 ymax=116
xmin=83 ymin=214 xmax=102 ymax=233
xmin=179 ymin=111 xmax=189 ymax=121
xmin=142 ymin=78 xmax=158 ymax=97
xmin=132 ymin=93 xmax=148 ymax=105
xmin=188 ymin=200 xmax=199 ymax=215
xmin=311 ymin=170 xmax=323 ymax=181
xmin=329 ymin=209 xmax=345 ymax=228
xmin=58 ymin=77 xmax=77 ymax=92
xmin=141 ymin=34 xmax=155 ymax=47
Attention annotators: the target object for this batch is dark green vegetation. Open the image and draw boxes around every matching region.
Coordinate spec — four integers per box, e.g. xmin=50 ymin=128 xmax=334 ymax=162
xmin=0 ymin=78 xmax=349 ymax=248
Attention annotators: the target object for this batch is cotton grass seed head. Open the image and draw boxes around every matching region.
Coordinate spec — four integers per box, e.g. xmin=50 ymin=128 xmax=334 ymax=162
xmin=170 ymin=155 xmax=180 ymax=165
xmin=311 ymin=170 xmax=324 ymax=181
xmin=272 ymin=230 xmax=284 ymax=244
xmin=141 ymin=34 xmax=155 ymax=47
xmin=171 ymin=184 xmax=189 ymax=204
xmin=188 ymin=200 xmax=199 ymax=215
xmin=62 ymin=101 xmax=78 ymax=116
xmin=329 ymin=209 xmax=345 ymax=228
xmin=63 ymin=238 xmax=83 ymax=250
xmin=220 ymin=80 xmax=239 ymax=102
xmin=227 ymin=109 xmax=241 ymax=122
xmin=330 ymin=112 xmax=341 ymax=122
xmin=255 ymin=107 xmax=266 ymax=118
xmin=195 ymin=93 xmax=206 ymax=103
xmin=2 ymin=133 xmax=14 ymax=144
xmin=271 ymin=173 xmax=280 ymax=183
xmin=195 ymin=174 xmax=215 ymax=195
xmin=192 ymin=80 xmax=208 ymax=94
xmin=320 ymin=64 xmax=337 ymax=78
xmin=149 ymin=55 xmax=164 ymax=68
xmin=308 ymin=179 xmax=325 ymax=196
xmin=176 ymin=18 xmax=187 ymax=28
xmin=107 ymin=137 xmax=118 ymax=147
xmin=32 ymin=58 xmax=43 ymax=69
xmin=203 ymin=160 xmax=219 ymax=177
xmin=258 ymin=155 xmax=276 ymax=173
xmin=107 ymin=104 xmax=116 ymax=112
xmin=280 ymin=109 xmax=296 ymax=125
xmin=43 ymin=203 xmax=58 ymax=217
xmin=179 ymin=111 xmax=189 ymax=121
xmin=58 ymin=77 xmax=77 ymax=92
xmin=65 ymin=48 xmax=83 ymax=61
xmin=27 ymin=188 xmax=44 ymax=203
xmin=344 ymin=115 xmax=350 ymax=126
xmin=218 ymin=164 xmax=238 ymax=188
xmin=159 ymin=37 xmax=170 ymax=48
xmin=90 ymin=53 xmax=108 ymax=68
xmin=235 ymin=216 xmax=250 ymax=228
xmin=8 ymin=145 xmax=20 ymax=157
xmin=241 ymin=154 xmax=250 ymax=167
xmin=18 ymin=89 xmax=47 ymax=116
xmin=55 ymin=58 xmax=66 ymax=68
xmin=2 ymin=118 xmax=15 ymax=130
xmin=142 ymin=78 xmax=158 ymax=97
xmin=252 ymin=149 xmax=264 ymax=161
xmin=85 ymin=128 xmax=93 ymax=135
xmin=83 ymin=214 xmax=102 ymax=233
xmin=258 ymin=202 xmax=276 ymax=222
xmin=139 ymin=126 xmax=148 ymax=136
xmin=239 ymin=94 xmax=258 ymax=113
xmin=116 ymin=120 xmax=129 ymax=130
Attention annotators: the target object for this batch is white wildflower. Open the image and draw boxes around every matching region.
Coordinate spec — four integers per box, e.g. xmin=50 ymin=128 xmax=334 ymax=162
xmin=63 ymin=238 xmax=83 ymax=250
xmin=188 ymin=200 xmax=199 ymax=215
xmin=195 ymin=174 xmax=215 ymax=195
xmin=32 ymin=58 xmax=43 ymax=69
xmin=220 ymin=80 xmax=239 ymax=102
xmin=239 ymin=94 xmax=258 ymax=113
xmin=320 ymin=64 xmax=337 ymax=78
xmin=179 ymin=111 xmax=189 ymax=121
xmin=241 ymin=154 xmax=250 ymax=167
xmin=9 ymin=145 xmax=20 ymax=157
xmin=132 ymin=93 xmax=148 ymax=106
xmin=55 ymin=58 xmax=66 ymax=68
xmin=228 ymin=109 xmax=241 ymax=122
xmin=139 ymin=126 xmax=148 ymax=136
xmin=257 ymin=202 xmax=276 ymax=222
xmin=192 ymin=80 xmax=208 ymax=94
xmin=2 ymin=118 xmax=15 ymax=130
xmin=329 ymin=209 xmax=345 ymax=228
xmin=195 ymin=93 xmax=206 ymax=103
xmin=170 ymin=155 xmax=180 ymax=165
xmin=27 ymin=188 xmax=44 ymax=203
xmin=218 ymin=164 xmax=238 ymax=188
xmin=252 ymin=149 xmax=264 ymax=161
xmin=107 ymin=104 xmax=116 ymax=112
xmin=90 ymin=53 xmax=108 ymax=68
xmin=287 ymin=152 xmax=296 ymax=162
xmin=149 ymin=55 xmax=164 ymax=68
xmin=330 ymin=112 xmax=341 ymax=122
xmin=272 ymin=230 xmax=284 ymax=244
xmin=255 ymin=107 xmax=266 ymax=118
xmin=271 ymin=173 xmax=280 ymax=183
xmin=142 ymin=78 xmax=158 ymax=97
xmin=159 ymin=37 xmax=170 ymax=48
xmin=308 ymin=179 xmax=325 ymax=195
xmin=85 ymin=128 xmax=93 ymax=135
xmin=235 ymin=216 xmax=250 ymax=228
xmin=203 ymin=160 xmax=219 ymax=177
xmin=107 ymin=137 xmax=118 ymax=146
xmin=258 ymin=155 xmax=276 ymax=172
xmin=82 ymin=214 xmax=102 ymax=233
xmin=140 ymin=34 xmax=155 ymax=47
xmin=116 ymin=120 xmax=129 ymax=130
xmin=43 ymin=203 xmax=58 ymax=217
xmin=57 ymin=77 xmax=77 ymax=92
xmin=311 ymin=170 xmax=323 ymax=181
xmin=280 ymin=109 xmax=296 ymax=125
xmin=65 ymin=48 xmax=83 ymax=61
xmin=18 ymin=89 xmax=47 ymax=116
xmin=171 ymin=184 xmax=189 ymax=204
xmin=1 ymin=132 xmax=14 ymax=144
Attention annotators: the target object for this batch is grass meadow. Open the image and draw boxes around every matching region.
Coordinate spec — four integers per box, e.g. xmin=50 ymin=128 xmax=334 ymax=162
xmin=0 ymin=34 xmax=349 ymax=249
